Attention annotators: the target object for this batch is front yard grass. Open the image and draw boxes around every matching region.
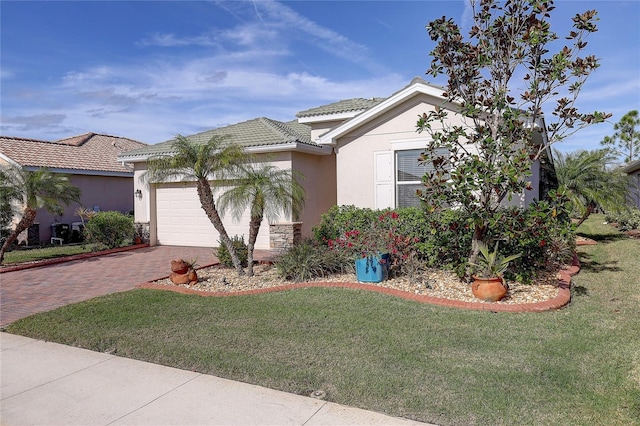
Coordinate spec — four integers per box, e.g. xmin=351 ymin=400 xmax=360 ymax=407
xmin=1 ymin=243 xmax=100 ymax=265
xmin=5 ymin=215 xmax=640 ymax=425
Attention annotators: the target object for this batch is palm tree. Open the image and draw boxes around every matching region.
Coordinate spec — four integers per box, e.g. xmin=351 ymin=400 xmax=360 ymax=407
xmin=217 ymin=163 xmax=305 ymax=276
xmin=0 ymin=165 xmax=81 ymax=263
xmin=145 ymin=135 xmax=249 ymax=275
xmin=554 ymin=149 xmax=629 ymax=227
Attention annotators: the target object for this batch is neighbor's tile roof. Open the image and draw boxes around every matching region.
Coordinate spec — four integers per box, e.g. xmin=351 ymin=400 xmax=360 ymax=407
xmin=0 ymin=133 xmax=147 ymax=174
xmin=119 ymin=117 xmax=317 ymax=159
xmin=622 ymin=158 xmax=640 ymax=174
xmin=296 ymin=97 xmax=386 ymax=118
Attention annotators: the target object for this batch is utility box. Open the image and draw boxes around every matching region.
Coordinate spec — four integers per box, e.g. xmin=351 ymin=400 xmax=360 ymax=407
xmin=51 ymin=223 xmax=71 ymax=244
xmin=71 ymin=222 xmax=85 ymax=243
xmin=27 ymin=223 xmax=39 ymax=246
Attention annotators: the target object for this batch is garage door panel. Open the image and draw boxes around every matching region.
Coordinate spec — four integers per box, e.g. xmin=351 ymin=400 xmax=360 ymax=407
xmin=156 ymin=185 xmax=270 ymax=249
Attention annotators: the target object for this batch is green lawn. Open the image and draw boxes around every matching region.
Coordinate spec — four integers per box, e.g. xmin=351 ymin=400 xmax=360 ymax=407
xmin=5 ymin=215 xmax=640 ymax=425
xmin=1 ymin=243 xmax=100 ymax=265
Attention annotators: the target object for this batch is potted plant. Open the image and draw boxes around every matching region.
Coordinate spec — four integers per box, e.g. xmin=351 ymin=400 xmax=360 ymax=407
xmin=328 ymin=212 xmax=404 ymax=283
xmin=329 ymin=228 xmax=390 ymax=283
xmin=354 ymin=251 xmax=390 ymax=283
xmin=469 ymin=241 xmax=521 ymax=302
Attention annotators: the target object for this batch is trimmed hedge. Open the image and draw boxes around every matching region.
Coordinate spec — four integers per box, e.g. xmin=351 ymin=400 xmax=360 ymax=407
xmin=83 ymin=211 xmax=135 ymax=249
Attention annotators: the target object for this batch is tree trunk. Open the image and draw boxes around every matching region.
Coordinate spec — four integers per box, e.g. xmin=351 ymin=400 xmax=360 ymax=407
xmin=246 ymin=215 xmax=262 ymax=277
xmin=0 ymin=208 xmax=37 ymax=264
xmin=574 ymin=201 xmax=597 ymax=228
xmin=195 ymin=178 xmax=244 ymax=276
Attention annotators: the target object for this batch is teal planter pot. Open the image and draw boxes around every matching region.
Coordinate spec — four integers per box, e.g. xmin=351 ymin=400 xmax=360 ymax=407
xmin=355 ymin=253 xmax=389 ymax=283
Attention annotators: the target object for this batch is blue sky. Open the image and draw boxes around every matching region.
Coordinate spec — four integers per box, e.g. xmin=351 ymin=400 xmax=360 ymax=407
xmin=1 ymin=1 xmax=639 ymax=155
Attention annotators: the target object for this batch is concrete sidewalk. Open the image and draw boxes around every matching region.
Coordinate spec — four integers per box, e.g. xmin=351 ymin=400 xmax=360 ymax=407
xmin=1 ymin=333 xmax=431 ymax=426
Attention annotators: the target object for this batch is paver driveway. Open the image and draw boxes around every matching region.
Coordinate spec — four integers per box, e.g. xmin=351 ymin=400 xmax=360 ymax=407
xmin=0 ymin=246 xmax=272 ymax=327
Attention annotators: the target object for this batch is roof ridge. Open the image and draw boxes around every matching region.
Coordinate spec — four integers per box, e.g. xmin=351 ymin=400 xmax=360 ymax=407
xmin=296 ymin=97 xmax=387 ymax=118
xmin=261 ymin=117 xmax=313 ymax=144
xmin=55 ymin=132 xmax=95 ymax=146
xmin=0 ymin=135 xmax=50 ymax=143
xmin=259 ymin=117 xmax=299 ymax=143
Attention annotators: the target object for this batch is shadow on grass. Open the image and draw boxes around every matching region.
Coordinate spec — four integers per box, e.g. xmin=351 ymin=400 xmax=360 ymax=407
xmin=572 ymin=285 xmax=589 ymax=297
xmin=576 ymin=232 xmax=627 ymax=243
xmin=577 ymin=252 xmax=623 ymax=274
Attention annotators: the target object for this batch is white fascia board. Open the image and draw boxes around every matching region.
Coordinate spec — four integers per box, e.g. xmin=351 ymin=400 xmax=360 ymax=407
xmin=297 ymin=110 xmax=364 ymax=124
xmin=245 ymin=142 xmax=333 ymax=155
xmin=318 ymin=83 xmax=447 ymax=145
xmin=117 ymin=154 xmax=155 ymax=164
xmin=119 ymin=143 xmax=332 ymax=165
xmin=0 ymin=153 xmax=21 ymax=167
xmin=22 ymin=166 xmax=133 ymax=177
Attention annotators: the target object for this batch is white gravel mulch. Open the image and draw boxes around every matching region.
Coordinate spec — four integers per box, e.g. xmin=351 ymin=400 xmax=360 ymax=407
xmin=153 ymin=263 xmax=563 ymax=305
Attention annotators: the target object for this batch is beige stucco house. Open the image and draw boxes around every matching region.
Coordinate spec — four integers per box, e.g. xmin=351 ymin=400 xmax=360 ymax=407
xmin=119 ymin=77 xmax=554 ymax=251
xmin=0 ymin=133 xmax=147 ymax=244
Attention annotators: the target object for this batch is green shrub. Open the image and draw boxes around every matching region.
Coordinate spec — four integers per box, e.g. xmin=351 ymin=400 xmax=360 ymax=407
xmin=275 ymin=239 xmax=354 ymax=282
xmin=487 ymin=191 xmax=576 ymax=282
xmin=605 ymin=208 xmax=640 ymax=231
xmin=314 ymin=205 xmax=471 ymax=277
xmin=312 ymin=205 xmax=381 ymax=243
xmin=214 ymin=235 xmax=248 ymax=268
xmin=414 ymin=209 xmax=473 ymax=277
xmin=0 ymin=196 xmax=13 ymax=249
xmin=83 ymin=211 xmax=134 ymax=249
xmin=313 ymin=198 xmax=576 ymax=282
xmin=313 ymin=205 xmax=434 ymax=246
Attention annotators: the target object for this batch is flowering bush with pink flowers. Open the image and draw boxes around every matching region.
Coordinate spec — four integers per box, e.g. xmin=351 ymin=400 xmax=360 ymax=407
xmin=327 ymin=211 xmax=419 ymax=277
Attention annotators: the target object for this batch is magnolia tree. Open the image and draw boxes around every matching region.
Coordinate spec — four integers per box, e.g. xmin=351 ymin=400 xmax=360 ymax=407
xmin=416 ymin=0 xmax=610 ymax=273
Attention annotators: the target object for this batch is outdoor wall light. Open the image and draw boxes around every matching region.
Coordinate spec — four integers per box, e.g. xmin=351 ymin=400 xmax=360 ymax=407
xmin=135 ymin=189 xmax=143 ymax=200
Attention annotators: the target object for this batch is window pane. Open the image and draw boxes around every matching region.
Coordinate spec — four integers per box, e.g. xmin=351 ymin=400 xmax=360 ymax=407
xmin=397 ymin=149 xmax=427 ymax=182
xmin=395 ymin=147 xmax=449 ymax=208
xmin=397 ymin=183 xmax=423 ymax=208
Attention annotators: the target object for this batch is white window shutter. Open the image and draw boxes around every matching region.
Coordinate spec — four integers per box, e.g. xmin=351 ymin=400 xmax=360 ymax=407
xmin=374 ymin=151 xmax=393 ymax=209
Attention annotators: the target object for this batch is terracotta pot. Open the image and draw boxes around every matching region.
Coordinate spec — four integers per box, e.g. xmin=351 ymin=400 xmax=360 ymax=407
xmin=471 ymin=276 xmax=507 ymax=302
xmin=169 ymin=269 xmax=198 ymax=285
xmin=171 ymin=259 xmax=190 ymax=274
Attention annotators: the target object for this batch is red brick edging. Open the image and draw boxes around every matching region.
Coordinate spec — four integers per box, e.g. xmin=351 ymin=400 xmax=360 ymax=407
xmin=0 ymin=244 xmax=149 ymax=274
xmin=138 ymin=255 xmax=580 ymax=313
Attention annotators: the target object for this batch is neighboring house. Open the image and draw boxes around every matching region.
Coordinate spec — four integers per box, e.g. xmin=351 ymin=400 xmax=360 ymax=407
xmin=0 ymin=133 xmax=147 ymax=245
xmin=622 ymin=159 xmax=640 ymax=208
xmin=119 ymin=77 xmax=554 ymax=251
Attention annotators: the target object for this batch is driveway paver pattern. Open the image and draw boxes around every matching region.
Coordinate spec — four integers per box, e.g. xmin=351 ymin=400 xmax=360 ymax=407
xmin=0 ymin=246 xmax=272 ymax=327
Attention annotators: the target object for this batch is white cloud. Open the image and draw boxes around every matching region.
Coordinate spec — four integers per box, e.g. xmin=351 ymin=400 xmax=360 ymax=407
xmin=0 ymin=113 xmax=69 ymax=137
xmin=137 ymin=32 xmax=219 ymax=47
xmin=460 ymin=0 xmax=475 ymax=31
xmin=0 ymin=68 xmax=15 ymax=80
xmin=577 ymin=76 xmax=640 ymax=104
xmin=61 ymin=67 xmax=117 ymax=86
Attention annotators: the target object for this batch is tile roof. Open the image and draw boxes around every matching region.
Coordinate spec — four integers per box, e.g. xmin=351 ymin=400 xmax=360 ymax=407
xmin=296 ymin=97 xmax=386 ymax=118
xmin=119 ymin=117 xmax=318 ymax=160
xmin=0 ymin=133 xmax=147 ymax=174
xmin=622 ymin=158 xmax=640 ymax=174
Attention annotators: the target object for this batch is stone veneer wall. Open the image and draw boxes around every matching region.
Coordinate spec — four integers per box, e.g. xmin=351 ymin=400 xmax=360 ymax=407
xmin=269 ymin=222 xmax=302 ymax=253
xmin=134 ymin=222 xmax=151 ymax=244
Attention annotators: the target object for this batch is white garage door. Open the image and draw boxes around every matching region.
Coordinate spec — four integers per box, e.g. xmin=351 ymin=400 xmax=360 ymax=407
xmin=155 ymin=183 xmax=270 ymax=249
